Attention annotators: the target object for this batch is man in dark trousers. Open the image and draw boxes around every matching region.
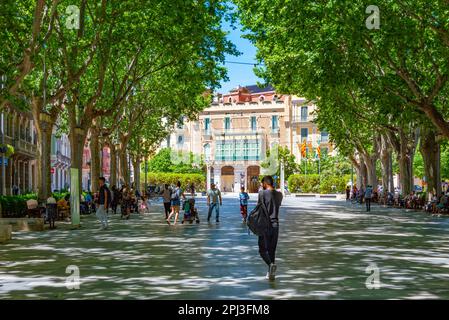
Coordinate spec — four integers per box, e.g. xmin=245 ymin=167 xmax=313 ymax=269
xmin=96 ymin=177 xmax=110 ymax=230
xmin=257 ymin=175 xmax=283 ymax=281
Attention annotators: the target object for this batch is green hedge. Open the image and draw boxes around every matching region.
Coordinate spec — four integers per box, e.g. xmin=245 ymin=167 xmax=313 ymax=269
xmin=144 ymin=172 xmax=206 ymax=191
xmin=288 ymin=174 xmax=349 ymax=194
xmin=0 ymin=195 xmax=33 ymax=217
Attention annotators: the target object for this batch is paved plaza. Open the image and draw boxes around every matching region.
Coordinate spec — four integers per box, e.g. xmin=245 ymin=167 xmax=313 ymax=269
xmin=1 ymin=196 xmax=449 ymax=299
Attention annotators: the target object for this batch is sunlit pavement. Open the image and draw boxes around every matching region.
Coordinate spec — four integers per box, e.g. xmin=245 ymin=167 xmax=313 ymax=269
xmin=1 ymin=196 xmax=449 ymax=299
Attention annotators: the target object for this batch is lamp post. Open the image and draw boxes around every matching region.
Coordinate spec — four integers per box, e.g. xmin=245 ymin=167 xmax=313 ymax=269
xmin=205 ymin=159 xmax=214 ymax=193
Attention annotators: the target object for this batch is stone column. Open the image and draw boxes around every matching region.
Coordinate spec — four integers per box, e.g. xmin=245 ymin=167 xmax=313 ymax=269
xmin=28 ymin=161 xmax=32 ymax=192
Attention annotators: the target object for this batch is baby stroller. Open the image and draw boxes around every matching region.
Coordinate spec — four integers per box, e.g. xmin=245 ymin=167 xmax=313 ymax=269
xmin=181 ymin=198 xmax=200 ymax=224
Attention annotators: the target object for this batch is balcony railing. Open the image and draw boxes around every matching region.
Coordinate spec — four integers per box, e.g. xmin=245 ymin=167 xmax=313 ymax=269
xmin=213 ymin=128 xmax=266 ymax=136
xmin=3 ymin=133 xmax=37 ymax=156
xmin=14 ymin=138 xmax=37 ymax=156
xmin=56 ymin=151 xmax=71 ymax=165
xmin=292 ymin=116 xmax=314 ymax=123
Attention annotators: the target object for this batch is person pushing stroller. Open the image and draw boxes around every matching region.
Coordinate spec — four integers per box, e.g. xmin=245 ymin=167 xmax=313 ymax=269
xmin=181 ymin=198 xmax=200 ymax=224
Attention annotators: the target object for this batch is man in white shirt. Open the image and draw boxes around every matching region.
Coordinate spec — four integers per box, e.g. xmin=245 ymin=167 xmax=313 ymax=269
xmin=207 ymin=183 xmax=222 ymax=223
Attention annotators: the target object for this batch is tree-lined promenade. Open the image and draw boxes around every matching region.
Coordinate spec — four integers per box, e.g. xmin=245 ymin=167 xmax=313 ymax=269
xmin=0 ymin=0 xmax=236 ymax=202
xmin=235 ymin=0 xmax=449 ymax=199
xmin=2 ymin=1 xmax=449 ymax=205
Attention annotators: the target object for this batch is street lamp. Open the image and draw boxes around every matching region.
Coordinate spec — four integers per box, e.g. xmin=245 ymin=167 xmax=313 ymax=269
xmin=205 ymin=158 xmax=214 ymax=193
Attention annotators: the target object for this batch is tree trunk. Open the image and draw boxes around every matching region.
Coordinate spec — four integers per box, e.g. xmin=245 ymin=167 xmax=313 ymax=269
xmin=398 ymin=154 xmax=413 ymax=195
xmin=133 ymin=156 xmax=141 ymax=192
xmin=35 ymin=114 xmax=53 ymax=202
xmin=69 ymin=128 xmax=87 ymax=197
xmin=110 ymin=143 xmax=117 ymax=187
xmin=119 ymin=149 xmax=130 ymax=185
xmin=396 ymin=129 xmax=416 ymax=195
xmin=90 ymin=129 xmax=101 ymax=193
xmin=420 ymin=126 xmax=441 ymax=197
xmin=388 ymin=153 xmax=394 ymax=192
xmin=359 ymin=161 xmax=367 ymax=189
xmin=363 ymin=155 xmax=377 ymax=187
xmin=380 ymin=134 xmax=392 ymax=192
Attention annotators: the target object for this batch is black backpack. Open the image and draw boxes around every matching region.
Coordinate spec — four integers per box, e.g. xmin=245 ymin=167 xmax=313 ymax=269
xmin=247 ymin=194 xmax=270 ymax=236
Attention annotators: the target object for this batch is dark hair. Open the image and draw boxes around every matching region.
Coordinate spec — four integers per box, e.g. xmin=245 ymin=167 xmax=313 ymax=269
xmin=177 ymin=181 xmax=181 ymax=187
xmin=241 ymin=186 xmax=245 ymax=191
xmin=165 ymin=184 xmax=169 ymax=189
xmin=99 ymin=177 xmax=106 ymax=183
xmin=262 ymin=175 xmax=274 ymax=186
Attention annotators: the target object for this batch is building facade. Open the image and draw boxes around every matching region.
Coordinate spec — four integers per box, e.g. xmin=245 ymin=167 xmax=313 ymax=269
xmin=290 ymin=97 xmax=333 ymax=160
xmin=0 ymin=107 xmax=38 ymax=195
xmin=165 ymin=85 xmax=334 ymax=193
xmin=50 ymin=132 xmax=71 ymax=191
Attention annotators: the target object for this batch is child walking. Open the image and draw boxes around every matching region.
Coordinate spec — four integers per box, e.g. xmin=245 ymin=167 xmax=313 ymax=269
xmin=239 ymin=186 xmax=250 ymax=223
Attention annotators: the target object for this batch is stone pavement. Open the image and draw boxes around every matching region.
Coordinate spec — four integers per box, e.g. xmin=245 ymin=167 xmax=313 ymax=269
xmin=1 ymin=196 xmax=449 ymax=299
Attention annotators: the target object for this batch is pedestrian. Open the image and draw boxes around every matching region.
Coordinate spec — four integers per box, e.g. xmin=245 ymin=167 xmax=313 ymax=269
xmin=239 ymin=186 xmax=250 ymax=223
xmin=189 ymin=183 xmax=196 ymax=198
xmin=346 ymin=185 xmax=350 ymax=201
xmin=121 ymin=184 xmax=132 ymax=219
xmin=257 ymin=175 xmax=283 ymax=281
xmin=96 ymin=177 xmax=111 ymax=230
xmin=160 ymin=184 xmax=172 ymax=219
xmin=166 ymin=181 xmax=185 ymax=225
xmin=207 ymin=183 xmax=222 ymax=223
xmin=365 ymin=185 xmax=373 ymax=212
xmin=111 ymin=185 xmax=121 ymax=214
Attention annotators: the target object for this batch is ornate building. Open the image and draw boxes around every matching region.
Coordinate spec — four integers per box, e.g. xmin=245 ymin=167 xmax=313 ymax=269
xmin=0 ymin=107 xmax=38 ymax=195
xmin=164 ymin=85 xmax=334 ymax=193
xmin=50 ymin=131 xmax=71 ymax=192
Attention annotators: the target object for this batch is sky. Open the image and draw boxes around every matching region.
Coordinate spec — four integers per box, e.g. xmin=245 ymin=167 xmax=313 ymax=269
xmin=218 ymin=20 xmax=262 ymax=94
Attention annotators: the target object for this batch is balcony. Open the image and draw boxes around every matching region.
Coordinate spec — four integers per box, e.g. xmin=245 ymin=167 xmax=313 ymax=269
xmin=213 ymin=128 xmax=265 ymax=137
xmin=56 ymin=151 xmax=71 ymax=166
xmin=270 ymin=127 xmax=280 ymax=137
xmin=292 ymin=116 xmax=314 ymax=124
xmin=4 ymin=135 xmax=37 ymax=159
xmin=203 ymin=130 xmax=212 ymax=140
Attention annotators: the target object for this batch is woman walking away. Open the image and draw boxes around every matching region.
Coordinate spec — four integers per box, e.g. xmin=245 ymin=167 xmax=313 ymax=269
xmin=239 ymin=186 xmax=250 ymax=223
xmin=160 ymin=184 xmax=172 ymax=219
xmin=166 ymin=181 xmax=186 ymax=225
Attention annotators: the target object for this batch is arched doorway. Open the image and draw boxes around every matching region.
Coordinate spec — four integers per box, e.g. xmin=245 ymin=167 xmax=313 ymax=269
xmin=247 ymin=166 xmax=260 ymax=193
xmin=221 ymin=166 xmax=234 ymax=192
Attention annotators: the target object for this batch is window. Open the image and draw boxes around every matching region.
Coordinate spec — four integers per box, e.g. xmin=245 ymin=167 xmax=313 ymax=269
xmin=301 ymin=106 xmax=308 ymax=122
xmin=250 ymin=116 xmax=257 ymax=131
xmin=214 ymin=139 xmax=260 ymax=161
xmin=321 ymin=130 xmax=329 ymax=143
xmin=272 ymin=115 xmax=279 ymax=131
xmin=300 ymin=128 xmax=308 ymax=141
xmin=224 ymin=117 xmax=231 ymax=131
xmin=204 ymin=118 xmax=211 ymax=133
xmin=228 ymin=97 xmax=232 ymax=103
xmin=259 ymin=95 xmax=265 ymax=102
xmin=177 ymin=135 xmax=183 ymax=144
